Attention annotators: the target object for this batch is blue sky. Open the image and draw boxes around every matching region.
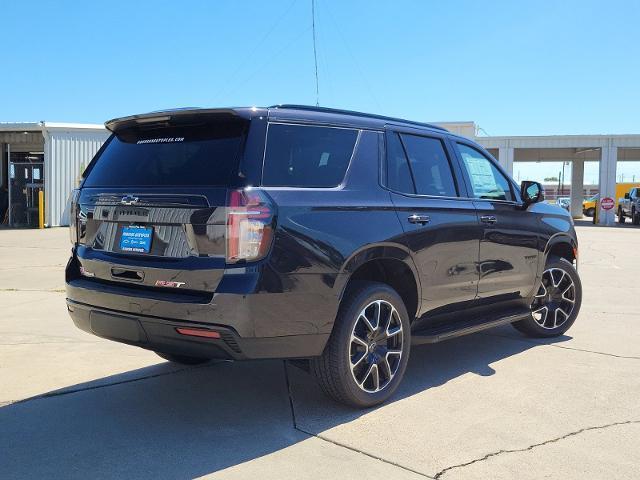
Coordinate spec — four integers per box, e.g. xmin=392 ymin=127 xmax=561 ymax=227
xmin=1 ymin=0 xmax=639 ymax=137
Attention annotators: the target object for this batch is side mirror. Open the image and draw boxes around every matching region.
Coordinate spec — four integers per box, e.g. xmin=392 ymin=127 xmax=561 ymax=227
xmin=521 ymin=180 xmax=544 ymax=206
xmin=625 ymin=193 xmax=630 ymax=199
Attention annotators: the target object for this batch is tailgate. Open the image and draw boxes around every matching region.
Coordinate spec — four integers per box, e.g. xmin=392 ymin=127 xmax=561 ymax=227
xmin=73 ymin=114 xmax=250 ymax=294
xmin=76 ymin=188 xmax=228 ymax=292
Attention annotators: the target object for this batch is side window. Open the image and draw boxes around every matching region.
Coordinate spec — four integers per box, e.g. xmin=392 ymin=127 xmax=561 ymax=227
xmin=399 ymin=134 xmax=458 ymax=197
xmin=456 ymin=143 xmax=514 ymax=201
xmin=386 ymin=132 xmax=415 ymax=194
xmin=262 ymin=123 xmax=358 ymax=187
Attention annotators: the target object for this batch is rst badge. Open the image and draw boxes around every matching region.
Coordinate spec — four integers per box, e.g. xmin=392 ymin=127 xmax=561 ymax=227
xmin=155 ymin=280 xmax=186 ymax=288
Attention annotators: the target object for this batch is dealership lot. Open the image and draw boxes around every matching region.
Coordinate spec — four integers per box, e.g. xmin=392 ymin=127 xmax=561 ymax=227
xmin=0 ymin=224 xmax=638 ymax=479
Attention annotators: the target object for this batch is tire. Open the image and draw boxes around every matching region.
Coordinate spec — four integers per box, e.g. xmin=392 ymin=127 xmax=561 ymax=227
xmin=311 ymin=281 xmax=411 ymax=408
xmin=633 ymin=208 xmax=640 ymax=225
xmin=618 ymin=207 xmax=626 ymax=223
xmin=585 ymin=207 xmax=595 ymax=218
xmin=512 ymin=256 xmax=582 ymax=338
xmin=155 ymin=352 xmax=210 ymax=365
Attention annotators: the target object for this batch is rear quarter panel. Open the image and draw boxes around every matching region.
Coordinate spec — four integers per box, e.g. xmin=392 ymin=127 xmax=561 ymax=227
xmin=258 ymin=130 xmax=409 ymax=335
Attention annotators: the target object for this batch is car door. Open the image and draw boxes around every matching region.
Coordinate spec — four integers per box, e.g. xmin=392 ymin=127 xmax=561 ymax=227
xmin=384 ymin=128 xmax=481 ymax=320
xmin=452 ymin=141 xmax=539 ymax=308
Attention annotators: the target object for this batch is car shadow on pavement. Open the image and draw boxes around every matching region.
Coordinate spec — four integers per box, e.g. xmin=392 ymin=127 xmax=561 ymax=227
xmin=287 ymin=328 xmax=572 ymax=430
xmin=0 ymin=329 xmax=570 ymax=479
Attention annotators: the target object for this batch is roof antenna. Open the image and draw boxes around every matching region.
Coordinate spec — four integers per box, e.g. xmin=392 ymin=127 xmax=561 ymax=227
xmin=311 ymin=0 xmax=320 ymax=106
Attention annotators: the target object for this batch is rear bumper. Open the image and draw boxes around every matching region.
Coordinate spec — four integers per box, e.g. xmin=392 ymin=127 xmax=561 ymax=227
xmin=66 ymin=299 xmax=329 ymax=360
xmin=65 ymin=248 xmax=340 ymax=359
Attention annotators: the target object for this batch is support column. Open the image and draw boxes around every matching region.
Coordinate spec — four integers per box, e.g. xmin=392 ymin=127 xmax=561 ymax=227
xmin=0 ymin=142 xmax=4 ymax=187
xmin=498 ymin=146 xmax=514 ymax=176
xmin=570 ymin=157 xmax=584 ymax=219
xmin=598 ymin=140 xmax=617 ymax=225
xmin=6 ymin=144 xmax=11 ymax=227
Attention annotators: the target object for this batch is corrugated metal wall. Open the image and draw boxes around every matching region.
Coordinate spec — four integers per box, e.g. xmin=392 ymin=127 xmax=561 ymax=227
xmin=44 ymin=127 xmax=110 ymax=226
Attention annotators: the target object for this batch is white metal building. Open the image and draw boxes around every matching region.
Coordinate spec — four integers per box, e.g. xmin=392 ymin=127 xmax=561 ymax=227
xmin=1 ymin=122 xmax=109 ymax=227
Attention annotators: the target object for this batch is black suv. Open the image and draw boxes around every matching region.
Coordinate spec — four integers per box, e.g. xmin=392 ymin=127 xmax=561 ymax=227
xmin=66 ymin=105 xmax=582 ymax=407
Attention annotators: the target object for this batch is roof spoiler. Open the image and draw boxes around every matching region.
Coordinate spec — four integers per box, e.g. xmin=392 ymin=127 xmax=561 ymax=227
xmin=105 ymin=108 xmax=243 ymax=132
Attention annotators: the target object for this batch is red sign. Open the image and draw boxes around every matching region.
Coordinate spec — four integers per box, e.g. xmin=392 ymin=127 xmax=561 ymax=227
xmin=601 ymin=197 xmax=615 ymax=210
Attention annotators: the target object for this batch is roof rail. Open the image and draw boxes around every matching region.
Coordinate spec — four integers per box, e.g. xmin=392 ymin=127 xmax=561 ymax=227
xmin=269 ymin=104 xmax=448 ymax=132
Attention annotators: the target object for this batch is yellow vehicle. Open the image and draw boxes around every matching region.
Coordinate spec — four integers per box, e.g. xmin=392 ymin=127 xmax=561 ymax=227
xmin=583 ymin=183 xmax=640 ymax=217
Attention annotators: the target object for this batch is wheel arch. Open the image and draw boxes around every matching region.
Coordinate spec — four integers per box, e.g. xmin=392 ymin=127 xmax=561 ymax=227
xmin=544 ymin=234 xmax=577 ymax=267
xmin=335 ymin=244 xmax=421 ymax=323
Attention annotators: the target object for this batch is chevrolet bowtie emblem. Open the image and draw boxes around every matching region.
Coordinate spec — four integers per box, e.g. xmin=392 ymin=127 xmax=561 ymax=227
xmin=121 ymin=195 xmax=139 ymax=205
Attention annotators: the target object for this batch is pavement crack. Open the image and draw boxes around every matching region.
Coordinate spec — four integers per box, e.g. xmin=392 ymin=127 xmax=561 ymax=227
xmin=0 ymin=288 xmax=65 ymax=293
xmin=484 ymin=332 xmax=640 ymax=360
xmin=282 ymin=361 xmax=434 ymax=479
xmin=282 ymin=360 xmax=299 ymax=430
xmin=11 ymin=363 xmax=214 ymax=406
xmin=432 ymin=420 xmax=640 ymax=479
xmin=0 ymin=340 xmax=100 ymax=346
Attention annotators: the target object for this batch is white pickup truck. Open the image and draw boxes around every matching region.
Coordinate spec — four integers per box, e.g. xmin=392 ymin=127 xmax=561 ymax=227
xmin=618 ymin=187 xmax=640 ymax=224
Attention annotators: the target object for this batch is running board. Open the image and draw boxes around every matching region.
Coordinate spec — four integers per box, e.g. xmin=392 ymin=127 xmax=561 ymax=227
xmin=411 ymin=311 xmax=532 ymax=345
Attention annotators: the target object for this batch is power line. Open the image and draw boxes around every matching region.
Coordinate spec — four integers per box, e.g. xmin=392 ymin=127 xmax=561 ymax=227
xmin=321 ymin=1 xmax=382 ymax=111
xmin=213 ymin=0 xmax=298 ymax=104
xmin=311 ymin=0 xmax=320 ymax=106
xmin=476 ymin=125 xmax=491 ymax=136
xmin=223 ymin=26 xmax=312 ymax=99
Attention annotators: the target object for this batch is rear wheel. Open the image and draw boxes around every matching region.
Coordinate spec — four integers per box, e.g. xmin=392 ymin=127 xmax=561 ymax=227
xmin=584 ymin=207 xmax=595 ymax=218
xmin=512 ymin=256 xmax=582 ymax=338
xmin=311 ymin=282 xmax=410 ymax=408
xmin=155 ymin=352 xmax=210 ymax=365
xmin=618 ymin=207 xmax=626 ymax=223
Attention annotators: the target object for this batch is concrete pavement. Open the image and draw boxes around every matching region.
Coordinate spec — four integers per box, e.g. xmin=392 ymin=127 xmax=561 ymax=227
xmin=0 ymin=224 xmax=638 ymax=479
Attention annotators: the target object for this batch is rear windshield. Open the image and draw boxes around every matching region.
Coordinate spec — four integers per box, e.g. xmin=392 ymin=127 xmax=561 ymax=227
xmin=83 ymin=120 xmax=246 ymax=187
xmin=262 ymin=123 xmax=358 ymax=187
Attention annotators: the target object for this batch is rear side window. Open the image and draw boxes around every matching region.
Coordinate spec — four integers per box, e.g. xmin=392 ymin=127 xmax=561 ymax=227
xmin=83 ymin=121 xmax=246 ymax=187
xmin=262 ymin=124 xmax=358 ymax=187
xmin=386 ymin=132 xmax=415 ymax=194
xmin=389 ymin=133 xmax=457 ymax=197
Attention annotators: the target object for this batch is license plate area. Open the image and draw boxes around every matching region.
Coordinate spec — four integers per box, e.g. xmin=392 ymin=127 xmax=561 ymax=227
xmin=119 ymin=226 xmax=153 ymax=253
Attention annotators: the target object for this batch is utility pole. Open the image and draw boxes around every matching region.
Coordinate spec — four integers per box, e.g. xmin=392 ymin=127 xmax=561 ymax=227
xmin=558 ymin=170 xmax=562 ymax=199
xmin=311 ymin=0 xmax=320 ymax=106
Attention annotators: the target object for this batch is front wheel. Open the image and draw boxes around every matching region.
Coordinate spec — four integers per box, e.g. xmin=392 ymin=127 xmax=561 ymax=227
xmin=311 ymin=282 xmax=411 ymax=408
xmin=618 ymin=207 xmax=626 ymax=223
xmin=512 ymin=256 xmax=582 ymax=338
xmin=633 ymin=208 xmax=640 ymax=225
xmin=584 ymin=207 xmax=595 ymax=218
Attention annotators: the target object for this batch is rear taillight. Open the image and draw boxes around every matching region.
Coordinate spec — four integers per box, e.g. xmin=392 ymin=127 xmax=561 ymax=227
xmin=226 ymin=188 xmax=275 ymax=264
xmin=69 ymin=189 xmax=80 ymax=245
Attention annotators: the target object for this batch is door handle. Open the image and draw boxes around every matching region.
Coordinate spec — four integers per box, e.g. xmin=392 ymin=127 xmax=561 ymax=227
xmin=111 ymin=268 xmax=144 ymax=281
xmin=480 ymin=215 xmax=497 ymax=224
xmin=408 ymin=214 xmax=430 ymax=225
